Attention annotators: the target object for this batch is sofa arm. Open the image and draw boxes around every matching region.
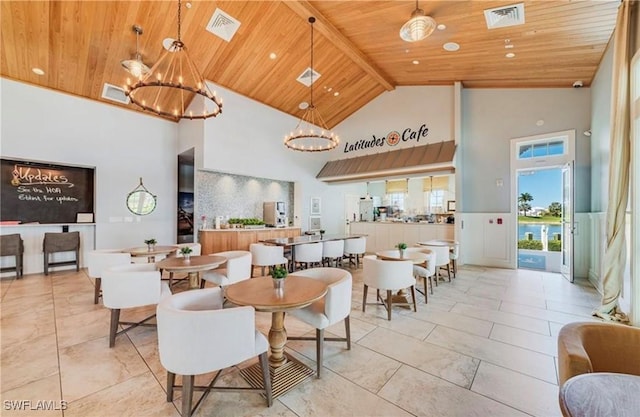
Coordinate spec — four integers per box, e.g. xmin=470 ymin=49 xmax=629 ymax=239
xmin=558 ymin=324 xmax=593 ymax=385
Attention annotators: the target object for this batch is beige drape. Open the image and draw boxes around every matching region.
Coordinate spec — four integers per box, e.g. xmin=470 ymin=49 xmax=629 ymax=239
xmin=593 ymin=0 xmax=632 ymax=323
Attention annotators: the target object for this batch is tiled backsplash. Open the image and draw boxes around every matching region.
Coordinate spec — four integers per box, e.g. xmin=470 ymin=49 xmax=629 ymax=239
xmin=196 ymin=170 xmax=293 ymax=228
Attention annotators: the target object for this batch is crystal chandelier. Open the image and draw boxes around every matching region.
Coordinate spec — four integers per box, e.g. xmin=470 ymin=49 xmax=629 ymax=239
xmin=125 ymin=0 xmax=222 ymax=121
xmin=400 ymin=0 xmax=436 ymax=42
xmin=284 ymin=17 xmax=339 ymax=152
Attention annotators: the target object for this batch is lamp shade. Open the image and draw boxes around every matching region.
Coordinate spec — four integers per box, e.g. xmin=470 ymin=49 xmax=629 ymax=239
xmin=400 ymin=8 xmax=436 ymax=42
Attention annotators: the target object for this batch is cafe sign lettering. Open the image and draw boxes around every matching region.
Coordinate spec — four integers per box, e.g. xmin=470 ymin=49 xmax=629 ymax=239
xmin=342 ymin=123 xmax=429 ymax=153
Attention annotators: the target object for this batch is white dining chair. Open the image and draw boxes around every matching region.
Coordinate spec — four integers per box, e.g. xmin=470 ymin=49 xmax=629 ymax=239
xmin=249 ymin=243 xmax=288 ymax=276
xmin=156 ymin=288 xmax=272 ymax=417
xmin=419 ymin=244 xmax=451 ymax=282
xmin=287 ymin=267 xmax=352 ymax=378
xmin=102 ymin=263 xmax=170 ymax=347
xmin=322 ymin=240 xmax=345 ymax=267
xmin=409 ymin=248 xmax=436 ymax=302
xmin=295 ymin=242 xmax=323 ymax=270
xmin=87 ymin=249 xmax=132 ymax=304
xmin=344 ymin=237 xmax=366 ymax=268
xmin=450 ymin=242 xmax=460 ymax=278
xmin=200 ymin=250 xmax=251 ymax=288
xmin=362 ymin=255 xmax=417 ymax=320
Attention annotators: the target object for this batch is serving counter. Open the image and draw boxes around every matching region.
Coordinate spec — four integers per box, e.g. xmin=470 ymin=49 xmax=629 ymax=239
xmin=349 ymin=221 xmax=454 ymax=253
xmin=199 ymin=227 xmax=301 ymax=254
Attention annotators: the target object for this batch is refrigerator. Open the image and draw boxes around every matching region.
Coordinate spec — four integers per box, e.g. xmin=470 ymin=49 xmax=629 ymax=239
xmin=359 ymin=199 xmax=374 ymax=222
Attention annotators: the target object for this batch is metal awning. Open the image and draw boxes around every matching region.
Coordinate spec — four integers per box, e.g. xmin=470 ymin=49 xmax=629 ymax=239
xmin=316 ymin=141 xmax=456 ymax=183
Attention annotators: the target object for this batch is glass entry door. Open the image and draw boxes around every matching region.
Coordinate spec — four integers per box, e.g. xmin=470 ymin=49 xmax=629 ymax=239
xmin=561 ymin=162 xmax=574 ymax=282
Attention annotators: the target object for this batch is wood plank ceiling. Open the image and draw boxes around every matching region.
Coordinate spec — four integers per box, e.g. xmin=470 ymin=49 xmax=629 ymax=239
xmin=1 ymin=1 xmax=619 ymax=127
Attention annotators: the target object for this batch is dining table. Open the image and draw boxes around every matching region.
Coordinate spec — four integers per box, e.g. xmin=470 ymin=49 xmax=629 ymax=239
xmin=155 ymin=255 xmax=227 ymax=289
xmin=122 ymin=245 xmax=178 ymax=263
xmin=260 ymin=233 xmax=366 ymax=271
xmin=225 ymin=275 xmax=327 ymax=398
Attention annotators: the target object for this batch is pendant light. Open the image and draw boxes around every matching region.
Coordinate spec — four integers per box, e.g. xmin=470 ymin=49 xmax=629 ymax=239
xmin=400 ymin=0 xmax=436 ymax=43
xmin=121 ymin=25 xmax=150 ymax=78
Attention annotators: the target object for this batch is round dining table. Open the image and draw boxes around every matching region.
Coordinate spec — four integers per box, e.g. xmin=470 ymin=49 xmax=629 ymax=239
xmin=156 ymin=255 xmax=227 ymax=289
xmin=122 ymin=245 xmax=178 ymax=263
xmin=376 ymin=249 xmax=430 ymax=264
xmin=225 ymin=275 xmax=327 ymax=398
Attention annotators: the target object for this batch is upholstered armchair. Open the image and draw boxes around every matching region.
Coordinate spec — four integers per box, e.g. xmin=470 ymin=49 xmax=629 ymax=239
xmin=200 ymin=250 xmax=251 ymax=287
xmin=87 ymin=249 xmax=132 ymax=304
xmin=362 ymin=255 xmax=417 ymax=320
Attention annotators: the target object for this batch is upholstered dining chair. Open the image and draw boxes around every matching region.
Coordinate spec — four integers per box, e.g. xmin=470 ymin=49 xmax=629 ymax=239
xmin=43 ymin=231 xmax=80 ymax=275
xmin=418 ymin=244 xmax=451 ymax=282
xmin=287 ymin=267 xmax=352 ymax=378
xmin=101 ymin=263 xmax=170 ymax=347
xmin=407 ymin=247 xmax=435 ymax=302
xmin=249 ymin=243 xmax=288 ymax=276
xmin=362 ymin=255 xmax=417 ymax=320
xmin=87 ymin=249 xmax=132 ymax=304
xmin=343 ymin=237 xmax=366 ymax=268
xmin=294 ymin=242 xmax=323 ymax=270
xmin=450 ymin=242 xmax=460 ymax=278
xmin=200 ymin=250 xmax=251 ymax=288
xmin=156 ymin=288 xmax=272 ymax=417
xmin=0 ymin=233 xmax=24 ymax=278
xmin=322 ymin=240 xmax=344 ymax=267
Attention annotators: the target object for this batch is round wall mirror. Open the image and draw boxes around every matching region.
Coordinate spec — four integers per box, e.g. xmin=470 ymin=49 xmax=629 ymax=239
xmin=126 ymin=178 xmax=157 ymax=215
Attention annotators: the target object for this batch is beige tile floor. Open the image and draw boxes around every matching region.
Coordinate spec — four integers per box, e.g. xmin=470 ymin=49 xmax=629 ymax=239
xmin=0 ymin=264 xmax=602 ymax=417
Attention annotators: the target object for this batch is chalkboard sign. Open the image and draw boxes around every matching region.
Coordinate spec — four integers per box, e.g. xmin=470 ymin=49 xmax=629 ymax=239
xmin=1 ymin=158 xmax=94 ymax=224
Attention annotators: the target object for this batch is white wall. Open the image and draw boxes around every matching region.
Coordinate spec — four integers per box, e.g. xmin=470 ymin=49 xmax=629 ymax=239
xmin=1 ymin=79 xmax=178 ymax=256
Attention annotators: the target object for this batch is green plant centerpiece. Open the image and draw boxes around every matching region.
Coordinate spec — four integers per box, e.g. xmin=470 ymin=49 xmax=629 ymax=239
xmin=179 ymin=246 xmax=193 ymax=261
xmin=144 ymin=238 xmax=157 ymax=251
xmin=270 ymin=265 xmax=288 ymax=292
xmin=396 ymin=242 xmax=408 ymax=257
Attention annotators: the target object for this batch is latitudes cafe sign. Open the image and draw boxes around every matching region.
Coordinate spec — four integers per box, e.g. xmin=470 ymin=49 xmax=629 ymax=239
xmin=342 ymin=123 xmax=429 ymax=153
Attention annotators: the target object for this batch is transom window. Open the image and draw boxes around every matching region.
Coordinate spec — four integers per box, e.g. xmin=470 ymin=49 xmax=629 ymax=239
xmin=518 ymin=140 xmax=565 ymax=159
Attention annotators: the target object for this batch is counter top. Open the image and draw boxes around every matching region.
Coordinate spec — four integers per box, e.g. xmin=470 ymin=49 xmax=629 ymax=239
xmin=200 ymin=226 xmax=300 ymax=232
xmin=351 ymin=221 xmax=453 ymax=225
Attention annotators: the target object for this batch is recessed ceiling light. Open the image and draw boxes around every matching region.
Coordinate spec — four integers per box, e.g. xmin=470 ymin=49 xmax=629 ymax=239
xmin=333 ymin=91 xmax=339 ymax=96
xmin=269 ymin=52 xmax=277 ymax=60
xmin=163 ymin=37 xmax=176 ymax=51
xmin=405 ymin=49 xmax=410 ymax=53
xmin=443 ymin=42 xmax=460 ymax=52
xmin=32 ymin=67 xmax=45 ymax=75
xmin=505 ymin=52 xmax=515 ymax=58
xmin=299 ymin=101 xmax=309 ymax=110
xmin=412 ymin=60 xmax=419 ymax=65
xmin=185 ymin=2 xmax=192 ymax=8
xmin=437 ymin=24 xmax=446 ymax=30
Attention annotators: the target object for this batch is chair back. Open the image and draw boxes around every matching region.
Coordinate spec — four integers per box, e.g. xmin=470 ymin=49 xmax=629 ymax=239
xmin=174 ymin=243 xmax=202 ymax=257
xmin=344 ymin=237 xmax=366 ymax=255
xmin=293 ymin=268 xmax=352 ymax=323
xmin=211 ymin=251 xmax=251 ymax=283
xmin=43 ymin=232 xmax=80 ymax=253
xmin=157 ymin=288 xmax=259 ymax=375
xmin=102 ymin=263 xmax=162 ymax=309
xmin=87 ymin=249 xmax=131 ymax=279
xmin=322 ymin=240 xmax=344 ymax=258
xmin=250 ymin=243 xmax=286 ymax=267
xmin=363 ymin=255 xmax=414 ymax=291
xmin=419 ymin=244 xmax=450 ymax=268
xmin=295 ymin=242 xmax=323 ymax=263
xmin=450 ymin=243 xmax=460 ymax=260
xmin=0 ymin=234 xmax=23 ymax=256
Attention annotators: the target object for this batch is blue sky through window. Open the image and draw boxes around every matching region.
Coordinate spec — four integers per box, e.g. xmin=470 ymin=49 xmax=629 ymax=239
xmin=518 ymin=168 xmax=562 ymax=208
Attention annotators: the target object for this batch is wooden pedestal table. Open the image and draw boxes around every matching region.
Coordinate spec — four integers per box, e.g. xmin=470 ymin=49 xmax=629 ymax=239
xmin=155 ymin=255 xmax=227 ymax=289
xmin=225 ymin=276 xmax=327 ymax=398
xmin=376 ymin=249 xmax=430 ymax=307
xmin=123 ymin=245 xmax=178 ymax=263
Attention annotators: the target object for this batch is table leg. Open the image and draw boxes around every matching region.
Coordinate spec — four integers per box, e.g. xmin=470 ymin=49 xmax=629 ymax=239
xmin=148 ymin=255 xmax=156 ymax=263
xmin=268 ymin=311 xmax=288 ymax=368
xmin=389 ymin=289 xmax=412 ymax=309
xmin=188 ymin=271 xmax=200 ymax=290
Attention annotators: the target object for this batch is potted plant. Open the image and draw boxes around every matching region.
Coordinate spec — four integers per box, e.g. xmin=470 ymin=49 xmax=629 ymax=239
xmin=270 ymin=265 xmax=288 ymax=291
xmin=179 ymin=246 xmax=193 ymax=261
xmin=144 ymin=238 xmax=157 ymax=251
xmin=395 ymin=242 xmax=407 ymax=257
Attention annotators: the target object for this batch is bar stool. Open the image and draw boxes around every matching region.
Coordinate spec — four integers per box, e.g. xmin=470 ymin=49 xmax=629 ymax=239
xmin=1 ymin=234 xmax=24 ymax=278
xmin=43 ymin=232 xmax=80 ymax=275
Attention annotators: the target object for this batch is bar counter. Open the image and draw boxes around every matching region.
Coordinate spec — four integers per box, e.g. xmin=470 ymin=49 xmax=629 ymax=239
xmin=199 ymin=227 xmax=301 ymax=254
xmin=349 ymin=221 xmax=454 ymax=253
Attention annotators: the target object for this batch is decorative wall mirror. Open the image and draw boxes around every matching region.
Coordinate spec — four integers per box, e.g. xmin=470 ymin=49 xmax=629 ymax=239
xmin=126 ymin=178 xmax=157 ymax=215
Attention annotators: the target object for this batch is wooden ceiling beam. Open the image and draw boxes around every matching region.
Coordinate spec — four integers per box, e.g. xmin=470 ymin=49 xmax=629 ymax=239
xmin=283 ymin=0 xmax=395 ymax=92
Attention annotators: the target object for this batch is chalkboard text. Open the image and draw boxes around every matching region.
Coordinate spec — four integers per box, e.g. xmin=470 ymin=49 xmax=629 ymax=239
xmin=11 ymin=165 xmax=73 ymax=188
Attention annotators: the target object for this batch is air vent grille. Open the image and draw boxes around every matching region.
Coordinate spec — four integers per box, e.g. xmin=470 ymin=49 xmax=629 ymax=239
xmin=484 ymin=3 xmax=525 ymax=29
xmin=206 ymin=8 xmax=241 ymax=42
xmin=296 ymin=67 xmax=321 ymax=87
xmin=101 ymin=83 xmax=129 ymax=104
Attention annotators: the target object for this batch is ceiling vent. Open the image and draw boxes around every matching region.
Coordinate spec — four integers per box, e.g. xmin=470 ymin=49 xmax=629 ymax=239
xmin=484 ymin=3 xmax=525 ymax=29
xmin=296 ymin=67 xmax=321 ymax=87
xmin=101 ymin=83 xmax=129 ymax=104
xmin=206 ymin=8 xmax=241 ymax=42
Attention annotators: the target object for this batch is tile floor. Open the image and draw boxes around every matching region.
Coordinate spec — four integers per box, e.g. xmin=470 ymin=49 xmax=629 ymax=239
xmin=0 ymin=264 xmax=603 ymax=417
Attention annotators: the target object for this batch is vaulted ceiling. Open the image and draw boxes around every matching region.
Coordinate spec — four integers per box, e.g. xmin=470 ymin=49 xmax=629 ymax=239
xmin=1 ymin=1 xmax=619 ymax=127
